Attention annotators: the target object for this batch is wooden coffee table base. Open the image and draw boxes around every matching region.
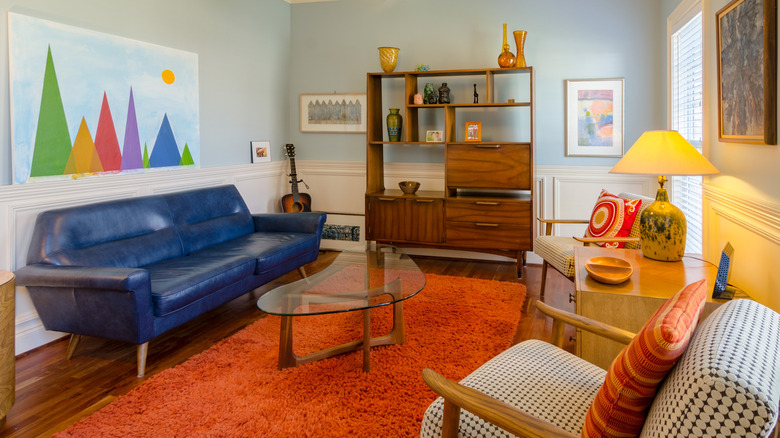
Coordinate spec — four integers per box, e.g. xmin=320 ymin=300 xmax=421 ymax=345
xmin=277 ymin=299 xmax=405 ymax=373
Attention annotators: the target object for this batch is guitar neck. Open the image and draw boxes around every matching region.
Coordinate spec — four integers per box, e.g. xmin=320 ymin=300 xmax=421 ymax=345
xmin=289 ymin=158 xmax=300 ymax=198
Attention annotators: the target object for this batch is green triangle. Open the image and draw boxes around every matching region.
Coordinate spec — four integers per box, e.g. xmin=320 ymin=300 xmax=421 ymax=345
xmin=143 ymin=142 xmax=150 ymax=168
xmin=180 ymin=143 xmax=194 ymax=165
xmin=30 ymin=46 xmax=72 ymax=178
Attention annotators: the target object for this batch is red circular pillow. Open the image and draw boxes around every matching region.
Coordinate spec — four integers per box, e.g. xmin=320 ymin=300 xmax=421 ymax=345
xmin=584 ymin=190 xmax=642 ymax=248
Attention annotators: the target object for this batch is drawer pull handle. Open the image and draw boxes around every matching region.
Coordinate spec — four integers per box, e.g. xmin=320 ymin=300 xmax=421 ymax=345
xmin=475 ymin=201 xmax=500 ymax=206
xmin=378 ymin=197 xmax=396 ymax=201
xmin=475 ymin=223 xmax=500 ymax=228
xmin=475 ymin=144 xmax=501 ymax=149
xmin=415 ymin=199 xmax=434 ymax=203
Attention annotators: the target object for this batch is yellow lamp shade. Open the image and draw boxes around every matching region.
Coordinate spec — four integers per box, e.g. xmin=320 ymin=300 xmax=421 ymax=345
xmin=609 ymin=130 xmax=719 ymax=261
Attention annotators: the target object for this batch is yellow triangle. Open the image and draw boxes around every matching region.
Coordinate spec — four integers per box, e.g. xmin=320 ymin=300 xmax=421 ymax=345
xmin=70 ymin=117 xmax=104 ymax=174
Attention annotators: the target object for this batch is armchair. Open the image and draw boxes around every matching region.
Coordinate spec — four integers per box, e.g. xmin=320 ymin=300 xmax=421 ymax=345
xmin=535 ymin=192 xmax=654 ymax=296
xmin=421 ymin=298 xmax=780 ymax=437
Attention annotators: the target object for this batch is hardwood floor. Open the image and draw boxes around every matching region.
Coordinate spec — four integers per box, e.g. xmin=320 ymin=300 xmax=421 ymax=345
xmin=0 ymin=251 xmax=577 ymax=438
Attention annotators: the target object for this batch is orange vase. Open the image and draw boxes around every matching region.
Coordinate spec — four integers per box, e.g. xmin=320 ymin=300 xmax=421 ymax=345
xmin=497 ymin=24 xmax=515 ymax=68
xmin=513 ymin=30 xmax=527 ymax=68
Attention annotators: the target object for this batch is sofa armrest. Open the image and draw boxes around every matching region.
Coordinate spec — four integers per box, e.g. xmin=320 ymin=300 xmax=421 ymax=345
xmin=15 ymin=264 xmax=150 ymax=291
xmin=252 ymin=212 xmax=327 ymax=234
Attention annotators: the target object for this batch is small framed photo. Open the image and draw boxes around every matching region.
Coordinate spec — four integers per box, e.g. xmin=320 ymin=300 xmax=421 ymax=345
xmin=251 ymin=141 xmax=271 ymax=163
xmin=426 ymin=130 xmax=443 ymax=142
xmin=465 ymin=122 xmax=481 ymax=142
xmin=565 ymin=78 xmax=624 ymax=157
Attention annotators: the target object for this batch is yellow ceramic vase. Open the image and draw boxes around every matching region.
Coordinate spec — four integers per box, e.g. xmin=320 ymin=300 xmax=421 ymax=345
xmin=378 ymin=47 xmax=399 ymax=72
xmin=639 ymin=188 xmax=687 ymax=262
xmin=497 ymin=24 xmax=515 ymax=68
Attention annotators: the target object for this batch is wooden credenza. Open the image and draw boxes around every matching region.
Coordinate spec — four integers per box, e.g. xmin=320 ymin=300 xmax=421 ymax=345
xmin=573 ymin=246 xmax=733 ymax=370
xmin=364 ymin=67 xmax=535 ymax=274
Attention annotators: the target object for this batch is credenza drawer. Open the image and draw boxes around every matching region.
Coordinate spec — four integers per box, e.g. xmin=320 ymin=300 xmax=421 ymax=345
xmin=447 ymin=143 xmax=531 ymax=190
xmin=445 ymin=221 xmax=532 ymax=249
xmin=446 ymin=199 xmax=531 ymax=225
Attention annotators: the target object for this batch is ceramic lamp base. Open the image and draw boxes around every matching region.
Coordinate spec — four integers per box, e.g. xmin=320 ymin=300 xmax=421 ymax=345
xmin=639 ymin=188 xmax=686 ymax=262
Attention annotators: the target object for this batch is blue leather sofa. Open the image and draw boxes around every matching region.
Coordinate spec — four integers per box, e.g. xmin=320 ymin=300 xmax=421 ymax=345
xmin=15 ymin=185 xmax=326 ymax=376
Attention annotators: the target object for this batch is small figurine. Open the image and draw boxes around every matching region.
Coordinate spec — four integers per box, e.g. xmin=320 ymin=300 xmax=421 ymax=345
xmin=473 ymin=84 xmax=478 ymax=104
xmin=424 ymin=83 xmax=438 ymax=104
xmin=414 ymin=64 xmax=430 ymax=72
xmin=413 ymin=93 xmax=423 ymax=105
xmin=438 ymin=83 xmax=450 ymax=104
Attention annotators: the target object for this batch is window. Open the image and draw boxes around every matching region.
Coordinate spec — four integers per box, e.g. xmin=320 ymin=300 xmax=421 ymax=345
xmin=669 ymin=2 xmax=703 ymax=254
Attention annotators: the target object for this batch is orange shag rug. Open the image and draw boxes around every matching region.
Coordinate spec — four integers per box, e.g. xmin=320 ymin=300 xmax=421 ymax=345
xmin=57 ymin=274 xmax=526 ymax=438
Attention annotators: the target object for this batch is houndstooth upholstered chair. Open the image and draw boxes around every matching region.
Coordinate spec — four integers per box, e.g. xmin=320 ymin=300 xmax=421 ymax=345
xmin=421 ymin=297 xmax=780 ymax=437
xmin=535 ymin=192 xmax=655 ymax=296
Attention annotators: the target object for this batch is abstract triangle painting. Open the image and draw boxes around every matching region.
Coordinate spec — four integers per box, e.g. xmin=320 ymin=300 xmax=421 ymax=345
xmin=8 ymin=12 xmax=200 ymax=184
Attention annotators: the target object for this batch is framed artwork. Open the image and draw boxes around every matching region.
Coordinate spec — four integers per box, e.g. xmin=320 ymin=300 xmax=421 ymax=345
xmin=8 ymin=13 xmax=200 ymax=184
xmin=251 ymin=141 xmax=271 ymax=163
xmin=565 ymin=78 xmax=624 ymax=157
xmin=426 ymin=130 xmax=443 ymax=142
xmin=717 ymin=0 xmax=777 ymax=144
xmin=465 ymin=122 xmax=481 ymax=142
xmin=300 ymin=93 xmax=366 ymax=133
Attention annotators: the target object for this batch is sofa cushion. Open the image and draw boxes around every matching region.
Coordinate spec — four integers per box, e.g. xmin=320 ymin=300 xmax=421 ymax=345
xmin=145 ymin=254 xmax=255 ymax=316
xmin=163 ymin=185 xmax=255 ymax=254
xmin=191 ymin=231 xmax=320 ymax=276
xmin=583 ymin=279 xmax=707 ymax=437
xmin=27 ymin=195 xmax=183 ymax=266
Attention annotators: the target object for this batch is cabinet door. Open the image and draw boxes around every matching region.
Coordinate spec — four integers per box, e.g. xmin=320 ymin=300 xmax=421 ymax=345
xmin=406 ymin=198 xmax=444 ymax=243
xmin=447 ymin=143 xmax=531 ymax=190
xmin=366 ymin=197 xmax=405 ymax=241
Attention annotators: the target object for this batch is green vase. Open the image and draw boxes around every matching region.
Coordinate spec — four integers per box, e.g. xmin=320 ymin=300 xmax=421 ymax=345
xmin=639 ymin=187 xmax=687 ymax=261
xmin=387 ymin=108 xmax=402 ymax=142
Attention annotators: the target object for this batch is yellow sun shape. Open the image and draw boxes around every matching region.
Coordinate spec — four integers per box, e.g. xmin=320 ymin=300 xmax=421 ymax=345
xmin=162 ymin=69 xmax=175 ymax=84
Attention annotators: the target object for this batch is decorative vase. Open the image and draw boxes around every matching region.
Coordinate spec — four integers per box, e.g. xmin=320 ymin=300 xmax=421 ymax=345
xmin=423 ymin=83 xmax=438 ymax=104
xmin=378 ymin=47 xmax=399 ymax=72
xmin=497 ymin=24 xmax=516 ymax=68
xmin=640 ymin=187 xmax=687 ymax=262
xmin=413 ymin=93 xmax=423 ymax=105
xmin=438 ymin=83 xmax=450 ymax=104
xmin=513 ymin=30 xmax=527 ymax=68
xmin=386 ymin=108 xmax=402 ymax=141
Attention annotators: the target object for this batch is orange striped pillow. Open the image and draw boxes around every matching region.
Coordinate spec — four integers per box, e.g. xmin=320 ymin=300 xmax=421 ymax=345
xmin=582 ymin=279 xmax=707 ymax=437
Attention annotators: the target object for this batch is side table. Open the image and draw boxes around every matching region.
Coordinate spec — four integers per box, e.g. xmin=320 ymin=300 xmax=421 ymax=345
xmin=0 ymin=272 xmax=14 ymax=426
xmin=573 ymin=246 xmax=731 ymax=370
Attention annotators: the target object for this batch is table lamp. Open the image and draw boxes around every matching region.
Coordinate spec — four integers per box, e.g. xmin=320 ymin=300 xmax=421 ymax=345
xmin=609 ymin=130 xmax=719 ymax=261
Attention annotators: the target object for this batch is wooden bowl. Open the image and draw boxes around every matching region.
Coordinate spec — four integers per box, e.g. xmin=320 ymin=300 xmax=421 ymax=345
xmin=399 ymin=181 xmax=420 ymax=195
xmin=585 ymin=256 xmax=633 ymax=284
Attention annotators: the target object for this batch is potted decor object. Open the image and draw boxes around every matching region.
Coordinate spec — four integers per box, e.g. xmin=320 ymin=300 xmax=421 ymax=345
xmin=387 ymin=109 xmax=402 ymax=141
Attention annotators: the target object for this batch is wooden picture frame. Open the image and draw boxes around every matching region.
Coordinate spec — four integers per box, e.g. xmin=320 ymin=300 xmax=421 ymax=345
xmin=300 ymin=93 xmax=367 ymax=133
xmin=251 ymin=141 xmax=271 ymax=163
xmin=717 ymin=0 xmax=777 ymax=144
xmin=565 ymin=78 xmax=624 ymax=157
xmin=465 ymin=122 xmax=481 ymax=142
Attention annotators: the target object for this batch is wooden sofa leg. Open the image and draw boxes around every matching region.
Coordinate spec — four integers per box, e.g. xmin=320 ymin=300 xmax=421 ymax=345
xmin=297 ymin=267 xmax=307 ymax=279
xmin=540 ymin=261 xmax=549 ymax=297
xmin=65 ymin=334 xmax=81 ymax=360
xmin=137 ymin=342 xmax=149 ymax=378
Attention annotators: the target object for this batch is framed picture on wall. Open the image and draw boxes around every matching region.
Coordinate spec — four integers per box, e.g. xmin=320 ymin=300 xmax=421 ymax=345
xmin=251 ymin=141 xmax=271 ymax=163
xmin=716 ymin=0 xmax=777 ymax=144
xmin=300 ymin=93 xmax=367 ymax=133
xmin=565 ymin=78 xmax=624 ymax=157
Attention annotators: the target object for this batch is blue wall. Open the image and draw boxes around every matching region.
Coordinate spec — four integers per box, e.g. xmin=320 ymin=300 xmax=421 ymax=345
xmin=288 ymin=0 xmax=665 ymax=166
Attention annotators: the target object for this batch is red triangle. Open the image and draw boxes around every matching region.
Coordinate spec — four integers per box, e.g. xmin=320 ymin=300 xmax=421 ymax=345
xmin=94 ymin=92 xmax=122 ymax=171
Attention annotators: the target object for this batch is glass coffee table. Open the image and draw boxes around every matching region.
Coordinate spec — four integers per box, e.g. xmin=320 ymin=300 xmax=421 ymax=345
xmin=257 ymin=246 xmax=426 ymax=372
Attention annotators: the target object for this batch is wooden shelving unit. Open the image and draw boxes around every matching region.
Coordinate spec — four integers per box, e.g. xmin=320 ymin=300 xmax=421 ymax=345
xmin=364 ymin=67 xmax=535 ymax=275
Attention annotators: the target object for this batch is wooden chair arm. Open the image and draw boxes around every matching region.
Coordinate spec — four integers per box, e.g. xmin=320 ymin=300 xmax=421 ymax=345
xmin=572 ymin=236 xmax=640 ymax=245
xmin=421 ymin=369 xmax=577 ymax=438
xmin=535 ymin=301 xmax=635 ymax=347
xmin=536 ymin=218 xmax=589 ymax=236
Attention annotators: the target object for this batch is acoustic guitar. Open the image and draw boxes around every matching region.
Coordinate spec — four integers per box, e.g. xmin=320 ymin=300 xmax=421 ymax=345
xmin=280 ymin=144 xmax=312 ymax=212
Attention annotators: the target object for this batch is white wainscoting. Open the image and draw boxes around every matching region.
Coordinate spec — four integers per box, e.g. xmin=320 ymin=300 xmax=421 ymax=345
xmin=1 ymin=161 xmax=660 ymax=354
xmin=702 ymin=184 xmax=780 ymax=312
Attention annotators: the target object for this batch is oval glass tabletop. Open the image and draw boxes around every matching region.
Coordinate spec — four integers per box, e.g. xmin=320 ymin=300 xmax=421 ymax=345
xmin=257 ymin=246 xmax=426 ymax=316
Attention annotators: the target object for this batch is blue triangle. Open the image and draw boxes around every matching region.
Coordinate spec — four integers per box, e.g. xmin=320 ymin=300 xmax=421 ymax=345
xmin=149 ymin=114 xmax=181 ymax=167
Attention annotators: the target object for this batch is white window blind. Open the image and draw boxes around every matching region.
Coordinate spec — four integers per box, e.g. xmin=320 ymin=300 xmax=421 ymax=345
xmin=670 ymin=10 xmax=703 ymax=254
